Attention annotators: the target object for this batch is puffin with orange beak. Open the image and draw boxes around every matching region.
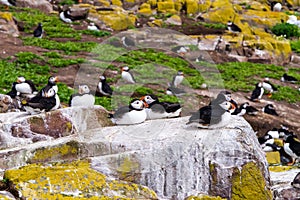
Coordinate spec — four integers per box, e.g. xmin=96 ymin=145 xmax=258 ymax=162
xmin=21 ymin=87 xmax=60 ymax=114
xmin=7 ymin=76 xmax=37 ymax=98
xmin=140 ymin=94 xmax=182 ymax=120
xmin=69 ymin=85 xmax=95 ymax=107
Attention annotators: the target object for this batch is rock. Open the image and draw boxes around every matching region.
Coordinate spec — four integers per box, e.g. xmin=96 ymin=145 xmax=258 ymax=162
xmin=270 ymin=167 xmax=300 ymax=199
xmin=0 ymin=116 xmax=271 ymax=199
xmin=3 ymin=161 xmax=157 ymax=199
xmin=0 ymin=191 xmax=15 ymax=200
xmin=165 ymin=14 xmax=182 ymax=26
xmin=88 ymin=6 xmax=136 ymax=31
xmin=157 ymin=1 xmax=176 ymax=13
xmin=0 ymin=12 xmax=19 ymax=37
xmin=186 ymin=0 xmax=199 ymax=14
xmin=138 ymin=3 xmax=153 ymax=15
xmin=16 ymin=0 xmax=53 ymax=13
xmin=186 ymin=194 xmax=226 ymax=199
xmin=266 ymin=151 xmax=281 ymax=165
xmin=0 ymin=106 xmax=112 ymax=149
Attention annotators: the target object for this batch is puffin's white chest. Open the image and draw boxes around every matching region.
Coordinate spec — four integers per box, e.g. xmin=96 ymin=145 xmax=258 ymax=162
xmin=122 ymin=71 xmax=135 ymax=83
xmin=71 ymin=94 xmax=95 ymax=107
xmin=16 ymin=83 xmax=32 ymax=94
xmin=115 ymin=109 xmax=146 ymax=125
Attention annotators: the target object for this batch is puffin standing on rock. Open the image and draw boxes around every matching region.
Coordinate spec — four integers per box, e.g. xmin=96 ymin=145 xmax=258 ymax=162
xmin=187 ymin=98 xmax=235 ymax=129
xmin=140 ymin=94 xmax=182 ymax=120
xmin=22 ymin=87 xmax=60 ymax=114
xmin=109 ymin=99 xmax=147 ymax=125
xmin=69 ymin=85 xmax=95 ymax=107
xmin=7 ymin=77 xmax=37 ymax=98
xmin=121 ymin=66 xmax=136 ymax=84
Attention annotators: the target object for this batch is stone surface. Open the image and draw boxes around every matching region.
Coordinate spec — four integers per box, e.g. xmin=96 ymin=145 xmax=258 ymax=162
xmin=0 ymin=12 xmax=19 ymax=37
xmin=0 ymin=105 xmax=113 ymax=149
xmin=270 ymin=167 xmax=300 ymax=199
xmin=16 ymin=0 xmax=53 ymax=13
xmin=4 ymin=161 xmax=157 ymax=199
xmin=0 ymin=115 xmax=271 ymax=199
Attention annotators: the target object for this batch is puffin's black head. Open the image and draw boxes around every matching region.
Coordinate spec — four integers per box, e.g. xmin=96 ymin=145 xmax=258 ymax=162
xmin=141 ymin=94 xmax=158 ymax=106
xmin=129 ymin=99 xmax=144 ymax=110
xmin=48 ymin=76 xmax=59 ymax=85
xmin=100 ymin=75 xmax=106 ymax=81
xmin=38 ymin=22 xmax=42 ymax=27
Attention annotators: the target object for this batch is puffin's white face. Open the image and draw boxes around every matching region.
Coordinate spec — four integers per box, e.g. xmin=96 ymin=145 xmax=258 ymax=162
xmin=79 ymin=85 xmax=90 ymax=94
xmin=131 ymin=100 xmax=144 ymax=110
xmin=17 ymin=77 xmax=25 ymax=83
xmin=45 ymin=88 xmax=56 ymax=97
xmin=177 ymin=71 xmax=184 ymax=76
xmin=227 ymin=21 xmax=233 ymax=26
xmin=219 ymin=101 xmax=232 ymax=111
xmin=122 ymin=66 xmax=129 ymax=72
xmin=100 ymin=76 xmax=106 ymax=81
xmin=144 ymin=95 xmax=156 ymax=104
xmin=49 ymin=76 xmax=58 ymax=84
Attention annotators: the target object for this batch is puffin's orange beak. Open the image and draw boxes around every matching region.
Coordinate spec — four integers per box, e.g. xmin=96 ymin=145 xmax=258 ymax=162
xmin=267 ymin=93 xmax=272 ymax=98
xmin=54 ymin=76 xmax=59 ymax=82
xmin=143 ymin=102 xmax=149 ymax=108
xmin=230 ymin=102 xmax=236 ymax=111
xmin=140 ymin=96 xmax=145 ymax=100
xmin=17 ymin=78 xmax=21 ymax=83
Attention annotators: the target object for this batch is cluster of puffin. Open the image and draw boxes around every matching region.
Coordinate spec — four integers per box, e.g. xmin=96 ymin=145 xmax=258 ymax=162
xmin=7 ymin=76 xmax=60 ymax=114
xmin=258 ymin=126 xmax=300 ymax=165
xmin=109 ymin=94 xmax=182 ymax=125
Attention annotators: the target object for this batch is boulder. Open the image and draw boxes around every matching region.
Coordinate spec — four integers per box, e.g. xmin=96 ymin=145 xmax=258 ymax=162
xmin=16 ymin=0 xmax=53 ymax=13
xmin=0 ymin=106 xmax=112 ymax=149
xmin=165 ymin=14 xmax=182 ymax=26
xmin=0 ymin=12 xmax=19 ymax=37
xmin=270 ymin=167 xmax=300 ymax=199
xmin=3 ymin=161 xmax=157 ymax=199
xmin=0 ymin=115 xmax=271 ymax=199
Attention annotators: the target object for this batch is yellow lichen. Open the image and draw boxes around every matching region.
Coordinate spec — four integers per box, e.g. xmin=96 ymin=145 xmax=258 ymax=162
xmin=186 ymin=0 xmax=199 ymax=14
xmin=111 ymin=0 xmax=122 ymax=6
xmin=157 ymin=2 xmax=176 ymax=13
xmin=117 ymin=157 xmax=140 ymax=182
xmin=269 ymin=165 xmax=298 ymax=172
xmin=31 ymin=141 xmax=79 ymax=163
xmin=0 ymin=12 xmax=13 ymax=21
xmin=231 ymin=162 xmax=272 ymax=200
xmin=186 ymin=194 xmax=226 ymax=200
xmin=4 ymin=161 xmax=157 ymax=199
xmin=266 ymin=152 xmax=281 ymax=165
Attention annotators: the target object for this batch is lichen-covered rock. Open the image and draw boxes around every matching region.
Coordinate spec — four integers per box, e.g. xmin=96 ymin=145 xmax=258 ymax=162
xmin=0 ymin=12 xmax=19 ymax=37
xmin=0 ymin=191 xmax=15 ymax=200
xmin=186 ymin=0 xmax=199 ymax=14
xmin=3 ymin=161 xmax=157 ymax=199
xmin=186 ymin=194 xmax=226 ymax=200
xmin=157 ymin=1 xmax=177 ymax=13
xmin=165 ymin=14 xmax=182 ymax=25
xmin=231 ymin=162 xmax=272 ymax=199
xmin=16 ymin=0 xmax=53 ymax=13
xmin=0 ymin=116 xmax=271 ymax=199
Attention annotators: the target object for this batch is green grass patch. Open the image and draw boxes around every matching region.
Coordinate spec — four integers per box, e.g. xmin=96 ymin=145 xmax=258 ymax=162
xmin=80 ymin=30 xmax=111 ymax=37
xmin=47 ymin=58 xmax=85 ymax=68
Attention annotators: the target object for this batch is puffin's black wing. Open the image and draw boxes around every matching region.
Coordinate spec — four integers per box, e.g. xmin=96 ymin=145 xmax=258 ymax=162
xmin=113 ymin=106 xmax=130 ymax=118
xmin=33 ymin=25 xmax=42 ymax=37
xmin=149 ymin=103 xmax=165 ymax=113
xmin=250 ymin=87 xmax=260 ymax=100
xmin=199 ymin=105 xmax=213 ymax=124
xmin=160 ymin=102 xmax=181 ymax=113
xmin=7 ymin=82 xmax=17 ymax=98
xmin=209 ymin=105 xmax=226 ymax=124
xmin=25 ymin=96 xmax=56 ymax=111
xmin=25 ymin=80 xmax=38 ymax=92
xmin=102 ymin=82 xmax=113 ymax=95
xmin=290 ymin=139 xmax=300 ymax=157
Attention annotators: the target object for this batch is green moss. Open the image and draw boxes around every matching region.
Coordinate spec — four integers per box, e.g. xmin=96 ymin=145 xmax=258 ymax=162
xmin=4 ymin=161 xmax=157 ymax=199
xmin=30 ymin=141 xmax=80 ymax=163
xmin=231 ymin=162 xmax=272 ymax=200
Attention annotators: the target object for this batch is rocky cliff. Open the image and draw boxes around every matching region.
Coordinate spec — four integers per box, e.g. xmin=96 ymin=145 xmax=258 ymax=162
xmin=0 ymin=105 xmax=272 ymax=199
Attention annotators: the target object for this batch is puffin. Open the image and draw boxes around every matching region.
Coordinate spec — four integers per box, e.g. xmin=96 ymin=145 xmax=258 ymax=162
xmin=292 ymin=172 xmax=300 ymax=189
xmin=140 ymin=94 xmax=182 ymax=119
xmin=281 ymin=73 xmax=298 ymax=83
xmin=109 ymin=99 xmax=147 ymax=125
xmin=69 ymin=85 xmax=95 ymax=107
xmin=0 ymin=0 xmax=15 ymax=6
xmin=227 ymin=21 xmax=242 ymax=33
xmin=232 ymin=102 xmax=248 ymax=116
xmin=166 ymin=86 xmax=186 ymax=96
xmin=243 ymin=102 xmax=259 ymax=115
xmin=283 ymin=134 xmax=300 ymax=165
xmin=121 ymin=66 xmax=136 ymax=84
xmin=210 ymin=91 xmax=238 ymax=113
xmin=262 ymin=77 xmax=277 ymax=97
xmin=121 ymin=36 xmax=135 ymax=48
xmin=15 ymin=76 xmax=37 ymax=96
xmin=271 ymin=2 xmax=282 ymax=12
xmin=250 ymin=82 xmax=264 ymax=101
xmin=262 ymin=104 xmax=279 ymax=116
xmin=59 ymin=10 xmax=72 ymax=23
xmin=171 ymin=71 xmax=184 ymax=88
xmin=22 ymin=87 xmax=60 ymax=114
xmin=29 ymin=76 xmax=58 ymax=103
xmin=171 ymin=46 xmax=190 ymax=56
xmin=187 ymin=99 xmax=235 ymax=129
xmin=33 ymin=23 xmax=43 ymax=38
xmin=98 ymin=75 xmax=113 ymax=97
xmin=87 ymin=22 xmax=100 ymax=31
